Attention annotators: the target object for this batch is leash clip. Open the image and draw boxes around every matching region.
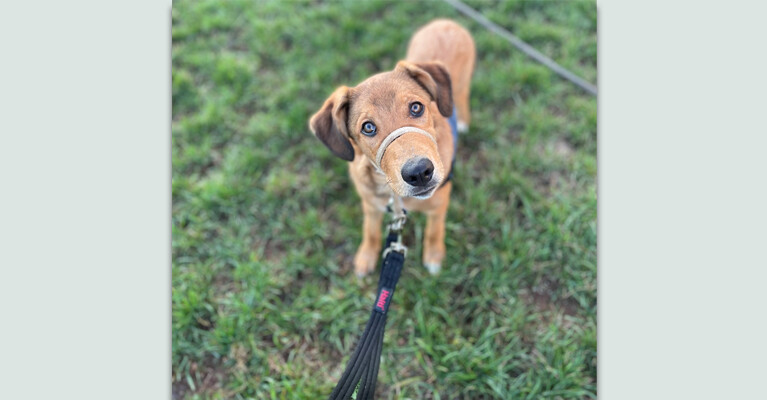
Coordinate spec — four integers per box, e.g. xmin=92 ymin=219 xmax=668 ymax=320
xmin=386 ymin=195 xmax=407 ymax=234
xmin=382 ymin=234 xmax=407 ymax=258
xmin=387 ymin=214 xmax=407 ymax=233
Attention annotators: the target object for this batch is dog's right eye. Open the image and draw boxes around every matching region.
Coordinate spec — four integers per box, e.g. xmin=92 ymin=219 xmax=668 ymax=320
xmin=361 ymin=121 xmax=377 ymax=136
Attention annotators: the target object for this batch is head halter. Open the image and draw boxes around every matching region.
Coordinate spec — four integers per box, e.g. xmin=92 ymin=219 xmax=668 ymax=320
xmin=373 ymin=126 xmax=437 ymax=172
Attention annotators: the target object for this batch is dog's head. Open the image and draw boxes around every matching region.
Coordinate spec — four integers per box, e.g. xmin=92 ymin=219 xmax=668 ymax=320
xmin=309 ymin=61 xmax=453 ymax=199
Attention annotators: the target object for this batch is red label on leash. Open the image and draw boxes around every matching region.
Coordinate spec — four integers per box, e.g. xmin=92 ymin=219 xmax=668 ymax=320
xmin=374 ymin=288 xmax=392 ymax=313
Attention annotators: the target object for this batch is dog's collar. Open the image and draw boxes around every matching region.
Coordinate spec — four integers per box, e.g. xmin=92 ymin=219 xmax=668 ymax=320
xmin=374 ymin=126 xmax=436 ymax=171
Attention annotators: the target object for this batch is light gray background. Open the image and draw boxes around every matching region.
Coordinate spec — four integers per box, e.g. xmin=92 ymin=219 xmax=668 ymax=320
xmin=1 ymin=1 xmax=765 ymax=399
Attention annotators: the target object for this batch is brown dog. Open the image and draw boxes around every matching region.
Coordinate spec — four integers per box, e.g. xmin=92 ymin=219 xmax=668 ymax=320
xmin=309 ymin=19 xmax=475 ymax=277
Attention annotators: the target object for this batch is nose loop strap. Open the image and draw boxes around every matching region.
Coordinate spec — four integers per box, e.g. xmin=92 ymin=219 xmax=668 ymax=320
xmin=374 ymin=126 xmax=437 ymax=171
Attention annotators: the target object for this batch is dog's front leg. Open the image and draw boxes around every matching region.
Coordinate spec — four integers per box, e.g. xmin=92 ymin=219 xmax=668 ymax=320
xmin=353 ymin=200 xmax=383 ymax=277
xmin=423 ymin=196 xmax=449 ymax=275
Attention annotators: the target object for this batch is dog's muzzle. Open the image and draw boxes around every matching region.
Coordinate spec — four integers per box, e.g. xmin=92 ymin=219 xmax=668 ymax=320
xmin=374 ymin=126 xmax=437 ymax=171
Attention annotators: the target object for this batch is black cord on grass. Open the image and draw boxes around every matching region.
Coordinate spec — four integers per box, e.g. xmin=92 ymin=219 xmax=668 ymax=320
xmin=443 ymin=0 xmax=598 ymax=96
xmin=328 ymin=241 xmax=405 ymax=400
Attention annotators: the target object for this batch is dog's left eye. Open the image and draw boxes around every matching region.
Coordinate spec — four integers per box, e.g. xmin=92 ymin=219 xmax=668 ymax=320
xmin=409 ymin=102 xmax=424 ymax=117
xmin=361 ymin=121 xmax=377 ymax=136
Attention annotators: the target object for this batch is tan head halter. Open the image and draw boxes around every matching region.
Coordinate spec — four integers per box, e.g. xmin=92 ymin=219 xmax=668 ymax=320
xmin=372 ymin=126 xmax=437 ymax=172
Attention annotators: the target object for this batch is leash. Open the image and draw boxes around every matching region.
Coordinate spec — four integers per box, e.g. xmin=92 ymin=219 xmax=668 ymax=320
xmin=328 ymin=196 xmax=408 ymax=400
xmin=329 ymin=112 xmax=457 ymax=398
xmin=443 ymin=0 xmax=597 ymax=97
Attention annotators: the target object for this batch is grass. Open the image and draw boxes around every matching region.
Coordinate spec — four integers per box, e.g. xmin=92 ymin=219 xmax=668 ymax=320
xmin=171 ymin=0 xmax=596 ymax=398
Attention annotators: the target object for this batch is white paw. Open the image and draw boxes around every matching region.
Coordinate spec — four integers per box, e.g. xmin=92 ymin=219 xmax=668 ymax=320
xmin=424 ymin=262 xmax=442 ymax=276
xmin=457 ymin=121 xmax=469 ymax=133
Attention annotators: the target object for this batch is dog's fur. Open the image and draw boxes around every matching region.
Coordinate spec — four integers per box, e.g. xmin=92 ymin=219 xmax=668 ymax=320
xmin=309 ymin=19 xmax=475 ymax=276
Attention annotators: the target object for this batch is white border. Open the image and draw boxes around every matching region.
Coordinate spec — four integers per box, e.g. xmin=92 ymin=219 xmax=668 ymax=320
xmin=599 ymin=0 xmax=767 ymax=398
xmin=1 ymin=1 xmax=766 ymax=398
xmin=0 ymin=2 xmax=171 ymax=398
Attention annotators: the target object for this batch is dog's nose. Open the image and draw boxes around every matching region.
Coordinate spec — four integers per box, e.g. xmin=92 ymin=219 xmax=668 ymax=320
xmin=400 ymin=157 xmax=434 ymax=187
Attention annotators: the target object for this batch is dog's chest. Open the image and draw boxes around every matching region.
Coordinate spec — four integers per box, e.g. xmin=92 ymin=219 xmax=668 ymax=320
xmin=351 ymin=162 xmax=395 ymax=211
xmin=368 ymin=166 xmax=393 ymax=198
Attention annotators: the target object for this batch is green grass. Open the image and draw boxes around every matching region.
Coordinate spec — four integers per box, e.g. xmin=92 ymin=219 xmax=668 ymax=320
xmin=172 ymin=0 xmax=596 ymax=398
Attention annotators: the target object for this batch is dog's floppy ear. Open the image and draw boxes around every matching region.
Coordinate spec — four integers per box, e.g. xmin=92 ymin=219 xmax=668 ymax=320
xmin=309 ymin=86 xmax=354 ymax=161
xmin=396 ymin=61 xmax=453 ymax=117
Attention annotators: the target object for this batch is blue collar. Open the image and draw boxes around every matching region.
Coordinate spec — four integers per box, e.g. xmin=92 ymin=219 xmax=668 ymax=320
xmin=441 ymin=106 xmax=459 ymax=187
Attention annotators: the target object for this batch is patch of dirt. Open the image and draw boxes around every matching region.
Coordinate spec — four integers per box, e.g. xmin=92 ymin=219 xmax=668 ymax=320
xmin=172 ymin=355 xmax=226 ymax=400
xmin=517 ymin=276 xmax=580 ymax=326
xmin=532 ymin=168 xmax=578 ymax=197
xmin=554 ymin=139 xmax=575 ymax=158
xmin=266 ymin=336 xmax=345 ymax=384
xmin=251 ymin=236 xmax=287 ymax=263
xmin=531 ymin=139 xmax=579 ymax=195
xmin=517 ymin=285 xmax=582 ymax=349
xmin=211 ymin=269 xmax=236 ymax=299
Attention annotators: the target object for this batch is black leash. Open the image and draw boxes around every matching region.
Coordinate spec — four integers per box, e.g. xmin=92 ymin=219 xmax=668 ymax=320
xmin=328 ymin=199 xmax=408 ymax=400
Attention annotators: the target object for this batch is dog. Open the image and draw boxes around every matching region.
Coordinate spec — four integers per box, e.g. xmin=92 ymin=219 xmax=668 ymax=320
xmin=309 ymin=19 xmax=475 ymax=277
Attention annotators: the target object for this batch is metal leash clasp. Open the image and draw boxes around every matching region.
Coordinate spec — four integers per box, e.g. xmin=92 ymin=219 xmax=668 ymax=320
xmin=382 ymin=236 xmax=407 ymax=258
xmin=382 ymin=195 xmax=408 ymax=258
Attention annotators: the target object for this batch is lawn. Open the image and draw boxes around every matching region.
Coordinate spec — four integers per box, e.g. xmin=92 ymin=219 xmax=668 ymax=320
xmin=172 ymin=0 xmax=596 ymax=399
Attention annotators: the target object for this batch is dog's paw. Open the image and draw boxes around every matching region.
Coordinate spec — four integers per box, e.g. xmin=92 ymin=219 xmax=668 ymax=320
xmin=457 ymin=120 xmax=469 ymax=133
xmin=353 ymin=248 xmax=379 ymax=278
xmin=424 ymin=262 xmax=442 ymax=276
xmin=422 ymin=242 xmax=445 ymax=276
